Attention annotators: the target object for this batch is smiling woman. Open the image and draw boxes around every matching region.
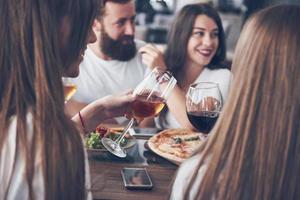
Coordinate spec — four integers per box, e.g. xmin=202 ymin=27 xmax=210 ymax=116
xmin=187 ymin=14 xmax=220 ymax=68
xmin=138 ymin=3 xmax=232 ymax=130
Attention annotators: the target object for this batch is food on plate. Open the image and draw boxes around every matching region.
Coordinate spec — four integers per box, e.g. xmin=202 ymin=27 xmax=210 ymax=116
xmin=148 ymin=129 xmax=203 ymax=164
xmin=86 ymin=126 xmax=130 ymax=150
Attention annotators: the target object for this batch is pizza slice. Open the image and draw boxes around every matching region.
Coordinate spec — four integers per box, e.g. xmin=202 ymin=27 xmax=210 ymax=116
xmin=148 ymin=129 xmax=203 ymax=164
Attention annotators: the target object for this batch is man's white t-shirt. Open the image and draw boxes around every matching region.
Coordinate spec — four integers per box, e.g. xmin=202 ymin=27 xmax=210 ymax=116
xmin=70 ymin=40 xmax=147 ymax=103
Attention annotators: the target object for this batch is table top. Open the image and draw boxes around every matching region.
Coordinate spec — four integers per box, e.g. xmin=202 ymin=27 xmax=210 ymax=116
xmin=88 ymin=136 xmax=178 ymax=200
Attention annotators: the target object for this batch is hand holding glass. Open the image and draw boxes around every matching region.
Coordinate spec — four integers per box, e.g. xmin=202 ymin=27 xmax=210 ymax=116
xmin=102 ymin=68 xmax=177 ymax=157
xmin=186 ymin=82 xmax=222 ymax=134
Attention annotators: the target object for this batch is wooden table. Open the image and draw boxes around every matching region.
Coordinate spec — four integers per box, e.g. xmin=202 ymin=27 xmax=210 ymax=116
xmin=89 ymin=137 xmax=178 ymax=200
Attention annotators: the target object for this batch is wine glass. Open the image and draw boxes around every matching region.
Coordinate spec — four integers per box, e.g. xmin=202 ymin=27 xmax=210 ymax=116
xmin=62 ymin=77 xmax=77 ymax=103
xmin=102 ymin=68 xmax=177 ymax=157
xmin=186 ymin=82 xmax=222 ymax=136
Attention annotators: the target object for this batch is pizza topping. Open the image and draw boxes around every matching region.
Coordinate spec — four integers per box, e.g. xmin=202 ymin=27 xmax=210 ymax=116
xmin=172 ymin=135 xmax=200 ymax=144
xmin=184 ymin=135 xmax=200 ymax=141
xmin=173 ymin=137 xmax=182 ymax=144
xmin=95 ymin=126 xmax=108 ymax=138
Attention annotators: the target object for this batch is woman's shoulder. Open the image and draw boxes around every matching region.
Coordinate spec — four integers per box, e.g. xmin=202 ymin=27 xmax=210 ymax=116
xmin=177 ymin=154 xmax=203 ymax=175
xmin=206 ymin=67 xmax=231 ymax=74
xmin=204 ymin=67 xmax=232 ymax=80
xmin=171 ymin=153 xmax=208 ymax=200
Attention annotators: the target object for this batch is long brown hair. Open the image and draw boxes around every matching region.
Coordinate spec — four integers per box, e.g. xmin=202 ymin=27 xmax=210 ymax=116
xmin=177 ymin=4 xmax=300 ymax=199
xmin=0 ymin=0 xmax=99 ymax=199
xmin=159 ymin=3 xmax=227 ymax=128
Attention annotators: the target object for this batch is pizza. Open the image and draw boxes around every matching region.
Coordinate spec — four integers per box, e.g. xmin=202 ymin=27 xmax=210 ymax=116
xmin=148 ymin=129 xmax=203 ymax=164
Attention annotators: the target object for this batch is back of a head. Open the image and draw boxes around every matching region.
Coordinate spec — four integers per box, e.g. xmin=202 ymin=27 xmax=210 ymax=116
xmin=227 ymin=5 xmax=300 ymax=199
xmin=185 ymin=4 xmax=300 ymax=200
xmin=0 ymin=0 xmax=98 ymax=199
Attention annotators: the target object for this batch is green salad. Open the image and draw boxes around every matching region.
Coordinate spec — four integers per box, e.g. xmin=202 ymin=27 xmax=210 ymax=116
xmin=86 ymin=132 xmax=128 ymax=149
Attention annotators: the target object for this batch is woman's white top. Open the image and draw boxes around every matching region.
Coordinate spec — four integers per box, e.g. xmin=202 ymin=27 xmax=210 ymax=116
xmin=0 ymin=114 xmax=92 ymax=200
xmin=155 ymin=67 xmax=232 ymax=129
xmin=170 ymin=154 xmax=208 ymax=200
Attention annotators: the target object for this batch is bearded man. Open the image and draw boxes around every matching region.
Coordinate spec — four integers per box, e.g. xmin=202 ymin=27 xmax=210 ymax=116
xmin=66 ymin=0 xmax=147 ymax=124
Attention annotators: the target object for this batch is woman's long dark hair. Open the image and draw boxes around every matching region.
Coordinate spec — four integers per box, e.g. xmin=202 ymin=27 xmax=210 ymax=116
xmin=159 ymin=3 xmax=227 ymax=128
xmin=0 ymin=0 xmax=99 ymax=199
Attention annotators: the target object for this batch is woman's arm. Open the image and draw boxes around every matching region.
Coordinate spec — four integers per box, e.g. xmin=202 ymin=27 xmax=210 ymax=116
xmin=72 ymin=93 xmax=135 ymax=134
xmin=164 ymin=84 xmax=195 ymax=130
xmin=138 ymin=117 xmax=155 ymax=128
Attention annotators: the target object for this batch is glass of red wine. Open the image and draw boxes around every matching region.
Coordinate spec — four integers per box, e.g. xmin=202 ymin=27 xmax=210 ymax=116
xmin=102 ymin=68 xmax=177 ymax=157
xmin=186 ymin=82 xmax=222 ymax=135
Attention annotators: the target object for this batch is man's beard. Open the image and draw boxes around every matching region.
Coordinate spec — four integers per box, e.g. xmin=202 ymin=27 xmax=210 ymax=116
xmin=100 ymin=28 xmax=136 ymax=61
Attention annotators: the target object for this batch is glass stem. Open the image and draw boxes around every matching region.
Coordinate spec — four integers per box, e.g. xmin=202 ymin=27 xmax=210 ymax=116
xmin=115 ymin=118 xmax=135 ymax=144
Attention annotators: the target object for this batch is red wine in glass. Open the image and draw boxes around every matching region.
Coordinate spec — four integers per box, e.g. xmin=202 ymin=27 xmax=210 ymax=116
xmin=186 ymin=82 xmax=223 ymax=134
xmin=187 ymin=111 xmax=219 ymax=134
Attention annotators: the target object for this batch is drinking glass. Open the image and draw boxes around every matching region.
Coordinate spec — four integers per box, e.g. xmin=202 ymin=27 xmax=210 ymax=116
xmin=102 ymin=68 xmax=177 ymax=157
xmin=62 ymin=77 xmax=77 ymax=103
xmin=186 ymin=82 xmax=222 ymax=135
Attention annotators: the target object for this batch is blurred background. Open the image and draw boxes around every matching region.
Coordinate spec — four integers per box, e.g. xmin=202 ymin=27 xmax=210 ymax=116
xmin=135 ymin=0 xmax=300 ymax=61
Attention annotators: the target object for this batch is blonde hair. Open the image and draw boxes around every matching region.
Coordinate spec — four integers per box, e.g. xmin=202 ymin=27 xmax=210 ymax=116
xmin=0 ymin=0 xmax=99 ymax=199
xmin=179 ymin=4 xmax=300 ymax=200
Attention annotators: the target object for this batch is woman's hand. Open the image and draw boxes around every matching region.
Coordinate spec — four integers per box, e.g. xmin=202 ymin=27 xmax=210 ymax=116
xmin=99 ymin=91 xmax=135 ymax=119
xmin=139 ymin=44 xmax=167 ymax=71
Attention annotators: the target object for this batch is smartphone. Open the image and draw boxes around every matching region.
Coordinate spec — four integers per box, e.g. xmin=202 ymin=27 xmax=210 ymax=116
xmin=121 ymin=167 xmax=153 ymax=190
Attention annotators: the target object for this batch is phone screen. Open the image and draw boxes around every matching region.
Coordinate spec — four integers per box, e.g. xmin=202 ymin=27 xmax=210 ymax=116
xmin=121 ymin=168 xmax=153 ymax=190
